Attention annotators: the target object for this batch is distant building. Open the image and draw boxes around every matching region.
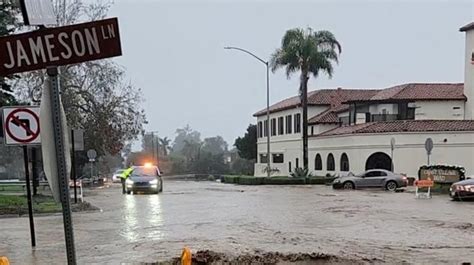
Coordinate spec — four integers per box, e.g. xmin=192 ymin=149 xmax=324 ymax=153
xmin=253 ymin=22 xmax=474 ymax=178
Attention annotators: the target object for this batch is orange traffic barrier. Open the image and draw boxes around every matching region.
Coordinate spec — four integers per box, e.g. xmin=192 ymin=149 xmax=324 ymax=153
xmin=181 ymin=247 xmax=192 ymax=265
xmin=0 ymin=256 xmax=10 ymax=265
xmin=414 ymin=179 xmax=434 ymax=188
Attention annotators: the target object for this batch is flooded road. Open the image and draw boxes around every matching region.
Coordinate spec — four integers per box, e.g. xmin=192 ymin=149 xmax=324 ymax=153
xmin=1 ymin=180 xmax=474 ymax=264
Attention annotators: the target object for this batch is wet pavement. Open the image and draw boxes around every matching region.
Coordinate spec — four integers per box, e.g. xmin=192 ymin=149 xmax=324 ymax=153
xmin=1 ymin=180 xmax=474 ymax=264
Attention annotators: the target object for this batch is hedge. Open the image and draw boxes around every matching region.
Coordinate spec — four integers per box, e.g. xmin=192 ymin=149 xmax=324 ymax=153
xmin=306 ymin=177 xmax=336 ymax=185
xmin=223 ymin=175 xmax=240 ymax=184
xmin=221 ymin=176 xmax=337 ymax=185
xmin=238 ymin=176 xmax=265 ymax=185
xmin=263 ymin=177 xmax=306 ymax=185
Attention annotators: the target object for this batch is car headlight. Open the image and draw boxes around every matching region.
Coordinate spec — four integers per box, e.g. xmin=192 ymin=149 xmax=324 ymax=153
xmin=126 ymin=179 xmax=133 ymax=185
xmin=150 ymin=179 xmax=158 ymax=185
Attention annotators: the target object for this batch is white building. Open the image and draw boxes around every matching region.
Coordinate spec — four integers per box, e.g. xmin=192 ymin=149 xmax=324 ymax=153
xmin=253 ymin=22 xmax=474 ymax=178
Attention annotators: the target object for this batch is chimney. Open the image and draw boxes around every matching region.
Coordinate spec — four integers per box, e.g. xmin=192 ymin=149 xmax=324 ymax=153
xmin=460 ymin=22 xmax=474 ymax=120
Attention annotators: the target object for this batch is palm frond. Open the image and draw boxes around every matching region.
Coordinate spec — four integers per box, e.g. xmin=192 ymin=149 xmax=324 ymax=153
xmin=281 ymin=28 xmax=305 ymax=49
xmin=314 ymin=30 xmax=342 ymax=54
xmin=271 ymin=27 xmax=341 ymax=80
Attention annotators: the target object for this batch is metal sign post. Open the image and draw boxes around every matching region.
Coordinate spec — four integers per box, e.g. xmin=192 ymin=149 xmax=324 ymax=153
xmin=22 ymin=145 xmax=36 ymax=247
xmin=425 ymin=138 xmax=434 ymax=165
xmin=47 ymin=67 xmax=76 ymax=265
xmin=70 ymin=129 xmax=77 ymax=203
xmin=390 ymin=137 xmax=395 ymax=172
xmin=70 ymin=129 xmax=83 ymax=203
xmin=19 ymin=0 xmax=57 ymax=26
xmin=87 ymin=150 xmax=97 ymax=179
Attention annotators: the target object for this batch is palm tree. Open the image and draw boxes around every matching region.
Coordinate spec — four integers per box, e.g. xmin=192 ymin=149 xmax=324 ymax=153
xmin=159 ymin=137 xmax=171 ymax=157
xmin=270 ymin=27 xmax=341 ymax=170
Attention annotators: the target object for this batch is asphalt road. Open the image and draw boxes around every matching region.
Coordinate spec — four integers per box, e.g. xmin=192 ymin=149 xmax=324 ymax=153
xmin=1 ymin=180 xmax=474 ymax=264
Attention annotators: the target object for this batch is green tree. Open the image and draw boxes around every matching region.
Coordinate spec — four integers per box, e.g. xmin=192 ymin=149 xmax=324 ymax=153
xmin=270 ymin=28 xmax=341 ymax=169
xmin=234 ymin=124 xmax=257 ymax=160
xmin=172 ymin=125 xmax=201 ymax=154
xmin=202 ymin=136 xmax=228 ymax=155
xmin=159 ymin=137 xmax=171 ymax=156
xmin=0 ymin=1 xmax=20 ymax=107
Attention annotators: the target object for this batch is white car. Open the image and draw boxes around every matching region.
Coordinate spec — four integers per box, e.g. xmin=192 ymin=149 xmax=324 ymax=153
xmin=112 ymin=169 xmax=125 ymax=183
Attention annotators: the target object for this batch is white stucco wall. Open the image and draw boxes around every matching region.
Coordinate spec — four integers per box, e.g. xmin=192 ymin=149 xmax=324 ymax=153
xmin=308 ymin=131 xmax=474 ymax=178
xmin=255 ymin=138 xmax=301 ymax=177
xmin=464 ymin=28 xmax=474 ymax=119
xmin=414 ymin=101 xmax=465 ymax=120
xmin=308 ymin=106 xmax=329 ymax=119
xmin=256 ymin=105 xmax=328 ymax=143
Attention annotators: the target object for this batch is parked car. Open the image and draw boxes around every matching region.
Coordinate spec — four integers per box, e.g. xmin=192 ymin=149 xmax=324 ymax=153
xmin=332 ymin=169 xmax=408 ymax=191
xmin=450 ymin=176 xmax=474 ymax=201
xmin=112 ymin=169 xmax=125 ymax=183
xmin=125 ymin=165 xmax=163 ymax=194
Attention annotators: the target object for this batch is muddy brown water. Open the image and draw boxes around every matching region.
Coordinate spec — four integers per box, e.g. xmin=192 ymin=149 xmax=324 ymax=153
xmin=1 ymin=180 xmax=474 ymax=264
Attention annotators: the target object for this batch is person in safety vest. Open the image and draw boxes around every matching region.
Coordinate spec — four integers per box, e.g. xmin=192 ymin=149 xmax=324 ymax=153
xmin=120 ymin=167 xmax=133 ymax=194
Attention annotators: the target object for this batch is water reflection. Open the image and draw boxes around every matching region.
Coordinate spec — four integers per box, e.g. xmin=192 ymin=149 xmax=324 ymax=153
xmin=121 ymin=194 xmax=164 ymax=242
xmin=122 ymin=194 xmax=139 ymax=242
xmin=146 ymin=195 xmax=164 ymax=240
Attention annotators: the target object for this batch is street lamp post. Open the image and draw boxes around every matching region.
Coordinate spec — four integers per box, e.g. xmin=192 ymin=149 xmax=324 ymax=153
xmin=224 ymin=46 xmax=271 ymax=178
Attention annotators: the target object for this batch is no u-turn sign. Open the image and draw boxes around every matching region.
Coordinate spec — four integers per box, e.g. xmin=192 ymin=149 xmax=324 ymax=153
xmin=2 ymin=106 xmax=41 ymax=145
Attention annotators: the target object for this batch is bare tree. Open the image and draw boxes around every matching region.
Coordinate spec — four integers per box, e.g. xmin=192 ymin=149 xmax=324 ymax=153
xmin=11 ymin=0 xmax=146 ymax=155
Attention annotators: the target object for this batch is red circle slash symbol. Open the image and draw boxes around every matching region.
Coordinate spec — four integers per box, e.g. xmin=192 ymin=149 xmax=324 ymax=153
xmin=5 ymin=108 xmax=40 ymax=144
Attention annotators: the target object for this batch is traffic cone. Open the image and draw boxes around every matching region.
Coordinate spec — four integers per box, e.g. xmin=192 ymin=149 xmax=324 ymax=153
xmin=181 ymin=247 xmax=192 ymax=265
xmin=0 ymin=256 xmax=10 ymax=265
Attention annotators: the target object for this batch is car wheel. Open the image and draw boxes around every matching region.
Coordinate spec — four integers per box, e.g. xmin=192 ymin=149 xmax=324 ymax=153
xmin=343 ymin=181 xmax=355 ymax=190
xmin=385 ymin=181 xmax=398 ymax=191
xmin=159 ymin=182 xmax=163 ymax=192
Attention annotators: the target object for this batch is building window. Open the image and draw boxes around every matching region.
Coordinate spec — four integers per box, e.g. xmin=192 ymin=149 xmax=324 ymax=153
xmin=263 ymin=120 xmax=268 ymax=137
xmin=289 ymin=162 xmax=292 ymax=172
xmin=272 ymin=153 xmax=284 ymax=163
xmin=311 ymin=126 xmax=314 ymax=135
xmin=327 ymin=153 xmax=335 ymax=171
xmin=285 ymin=115 xmax=292 ymax=134
xmin=340 ymin=153 xmax=349 ymax=171
xmin=271 ymin=118 xmax=276 ymax=136
xmin=296 ymin=158 xmax=299 ymax=168
xmin=278 ymin=117 xmax=284 ymax=135
xmin=294 ymin=113 xmax=301 ymax=133
xmin=259 ymin=154 xmax=268 ymax=164
xmin=258 ymin=122 xmax=262 ymax=138
xmin=315 ymin=154 xmax=322 ymax=170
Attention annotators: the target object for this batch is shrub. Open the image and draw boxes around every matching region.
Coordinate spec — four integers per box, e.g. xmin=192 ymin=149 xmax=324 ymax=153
xmin=307 ymin=177 xmax=335 ymax=185
xmin=238 ymin=176 xmax=264 ymax=185
xmin=290 ymin=167 xmax=312 ymax=178
xmin=263 ymin=177 xmax=306 ymax=185
xmin=223 ymin=175 xmax=240 ymax=184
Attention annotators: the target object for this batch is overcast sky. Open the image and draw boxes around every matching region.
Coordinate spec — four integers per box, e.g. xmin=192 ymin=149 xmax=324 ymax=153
xmin=108 ymin=0 xmax=474 ymax=148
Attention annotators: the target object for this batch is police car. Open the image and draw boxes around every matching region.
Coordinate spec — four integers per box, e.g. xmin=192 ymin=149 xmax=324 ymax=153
xmin=125 ymin=164 xmax=163 ymax=194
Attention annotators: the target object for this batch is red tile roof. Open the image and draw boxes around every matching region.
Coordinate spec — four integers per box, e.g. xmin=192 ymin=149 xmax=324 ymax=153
xmin=460 ymin=22 xmax=474 ymax=32
xmin=308 ymin=109 xmax=340 ymax=124
xmin=314 ymin=120 xmax=474 ymax=137
xmin=349 ymin=83 xmax=466 ymax=103
xmin=253 ymin=83 xmax=465 ymax=117
xmin=253 ymin=89 xmax=377 ymax=116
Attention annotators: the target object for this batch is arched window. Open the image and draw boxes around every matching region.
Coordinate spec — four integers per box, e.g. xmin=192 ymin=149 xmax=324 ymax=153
xmin=327 ymin=153 xmax=335 ymax=171
xmin=315 ymin=154 xmax=322 ymax=170
xmin=340 ymin=153 xmax=349 ymax=171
